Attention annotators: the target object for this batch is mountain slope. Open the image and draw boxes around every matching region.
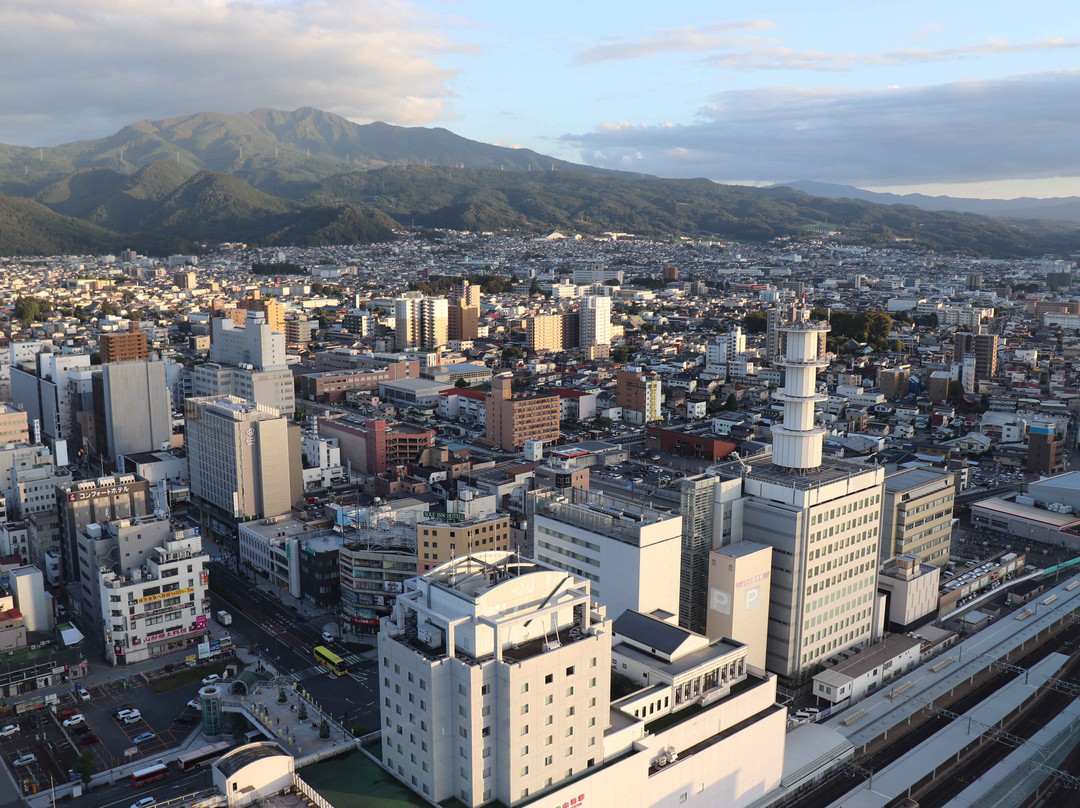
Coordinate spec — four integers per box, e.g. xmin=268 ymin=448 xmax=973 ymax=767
xmin=0 ymin=193 xmax=123 ymax=255
xmin=778 ymin=181 xmax=1080 ymax=223
xmin=302 ymin=166 xmax=1080 ymax=256
xmin=0 ymin=107 xmax=604 ymax=195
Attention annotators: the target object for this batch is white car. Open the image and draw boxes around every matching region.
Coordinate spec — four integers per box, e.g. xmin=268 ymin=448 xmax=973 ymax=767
xmin=62 ymin=714 xmax=85 ymax=728
xmin=131 ymin=798 xmax=156 ymax=808
xmin=116 ymin=708 xmax=139 ymax=721
xmin=0 ymin=725 xmax=18 ymax=738
xmin=321 ymin=631 xmax=336 ymax=644
xmin=187 ymin=699 xmax=202 ymax=711
xmin=201 ymin=674 xmax=220 ymax=685
xmin=123 ymin=714 xmax=143 ymax=725
xmin=12 ymin=753 xmax=36 ymax=766
xmin=74 ymin=688 xmax=91 ymax=702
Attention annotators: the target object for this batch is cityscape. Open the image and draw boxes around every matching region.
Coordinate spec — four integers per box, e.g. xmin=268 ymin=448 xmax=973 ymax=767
xmin=2 ymin=3 xmax=1080 ymax=808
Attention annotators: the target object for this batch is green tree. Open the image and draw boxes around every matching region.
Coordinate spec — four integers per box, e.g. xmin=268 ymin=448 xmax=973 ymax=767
xmin=319 ymin=718 xmax=331 ymax=739
xmin=743 ymin=311 xmax=768 ymax=333
xmin=455 ymin=378 xmax=470 ymax=389
xmin=612 ymin=345 xmax=632 ymax=363
xmin=298 ymin=701 xmax=308 ymax=721
xmin=13 ymin=296 xmax=51 ymax=326
xmin=723 ymin=393 xmax=738 ymax=411
xmin=502 ymin=346 xmax=524 ymax=361
xmin=948 ymin=380 xmax=966 ymax=400
xmin=73 ymin=750 xmax=97 ymax=785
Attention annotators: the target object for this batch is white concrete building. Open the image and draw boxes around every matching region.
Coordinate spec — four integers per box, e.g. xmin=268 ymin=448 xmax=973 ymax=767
xmin=580 ymin=296 xmax=612 ymax=351
xmin=529 ymin=487 xmax=682 ymax=622
xmin=379 ymin=552 xmax=612 ymax=806
xmin=812 ymin=633 xmax=922 ymax=705
xmin=97 ymin=527 xmax=210 ymax=665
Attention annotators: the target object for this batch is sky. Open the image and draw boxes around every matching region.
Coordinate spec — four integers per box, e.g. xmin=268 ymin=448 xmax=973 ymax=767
xmin=2 ymin=0 xmax=1078 ymax=198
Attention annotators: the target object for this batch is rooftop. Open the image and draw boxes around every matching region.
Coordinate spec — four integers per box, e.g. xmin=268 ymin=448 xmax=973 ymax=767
xmin=531 ymin=486 xmax=680 ymax=546
xmin=715 ymin=453 xmax=881 ymax=491
xmin=814 ymin=634 xmax=923 ymax=685
xmin=216 ymin=742 xmax=288 ymax=779
xmin=883 ymin=466 xmax=953 ymax=493
xmin=425 ymin=552 xmax=552 ymax=599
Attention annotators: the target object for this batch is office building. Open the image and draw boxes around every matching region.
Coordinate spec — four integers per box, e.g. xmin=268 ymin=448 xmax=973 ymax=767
xmin=705 ymin=326 xmax=745 ymax=371
xmin=877 ymin=554 xmax=940 ymax=631
xmin=485 ymin=373 xmax=559 ymax=452
xmin=95 ymin=360 xmax=173 ymax=463
xmin=880 ymin=466 xmax=955 ymax=567
xmin=10 ymin=350 xmax=92 ymax=448
xmin=194 ymin=313 xmax=294 ymax=416
xmin=526 ymin=312 xmax=578 ymax=353
xmin=716 ymin=309 xmax=885 ymax=681
xmin=236 ymin=293 xmax=286 ymax=333
xmin=96 ymin=522 xmax=210 ymax=665
xmin=953 ymin=331 xmax=999 ymax=382
xmin=316 ymin=417 xmax=435 ymax=475
xmin=616 ymin=368 xmax=662 ymax=425
xmin=380 ymin=553 xmax=785 ymax=808
xmin=56 ymin=475 xmax=153 ymax=583
xmin=185 ymin=396 xmax=301 ymax=545
xmin=284 ymin=318 xmax=315 ymax=345
xmin=529 ymin=486 xmax=682 ymax=621
xmin=579 ymin=296 xmax=611 ymax=359
xmin=927 ymin=370 xmax=951 ymax=402
xmin=99 ymin=324 xmax=149 ymax=364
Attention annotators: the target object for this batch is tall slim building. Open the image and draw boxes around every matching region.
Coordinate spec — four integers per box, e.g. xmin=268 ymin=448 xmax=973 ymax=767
xmin=616 ymin=368 xmax=662 ymax=425
xmin=953 ymin=331 xmax=999 ymax=382
xmin=579 ymin=296 xmax=611 ymax=359
xmin=420 ymin=297 xmax=449 ymax=349
xmin=395 ymin=295 xmax=449 ymax=350
xmin=185 ymin=396 xmax=301 ymax=547
xmin=56 ymin=474 xmax=153 ymax=583
xmin=193 ymin=313 xmax=294 ymax=416
xmin=448 ymin=280 xmax=481 ymax=341
xmin=717 ymin=309 xmax=884 ymax=681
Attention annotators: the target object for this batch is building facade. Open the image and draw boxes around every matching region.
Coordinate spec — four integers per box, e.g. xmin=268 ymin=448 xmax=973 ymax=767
xmin=485 ymin=373 xmax=560 ymax=452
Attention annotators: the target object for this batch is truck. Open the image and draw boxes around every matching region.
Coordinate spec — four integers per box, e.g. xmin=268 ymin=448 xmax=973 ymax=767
xmin=215 ymin=610 xmax=232 ymax=626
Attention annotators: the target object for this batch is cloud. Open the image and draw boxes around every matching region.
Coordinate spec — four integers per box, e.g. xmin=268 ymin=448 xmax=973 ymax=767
xmin=705 ymin=37 xmax=1080 ymax=71
xmin=575 ymin=21 xmax=776 ymax=65
xmin=0 ymin=0 xmax=467 ymax=145
xmin=913 ymin=24 xmax=943 ymax=40
xmin=562 ymin=71 xmax=1080 ymax=186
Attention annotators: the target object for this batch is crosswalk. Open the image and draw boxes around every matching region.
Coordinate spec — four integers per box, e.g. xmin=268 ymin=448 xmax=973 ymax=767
xmin=281 ymin=653 xmax=369 ymax=683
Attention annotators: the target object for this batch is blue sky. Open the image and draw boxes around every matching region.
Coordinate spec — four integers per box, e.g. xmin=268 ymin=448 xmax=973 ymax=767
xmin=2 ymin=0 xmax=1078 ymax=197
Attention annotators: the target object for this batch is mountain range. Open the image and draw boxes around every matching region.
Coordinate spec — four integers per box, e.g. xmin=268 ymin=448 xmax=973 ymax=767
xmin=0 ymin=107 xmax=1077 ymax=258
xmin=776 ymin=181 xmax=1080 ymax=224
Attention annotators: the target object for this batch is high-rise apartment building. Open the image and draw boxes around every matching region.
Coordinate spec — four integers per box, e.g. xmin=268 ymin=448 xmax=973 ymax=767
xmin=395 ymin=295 xmax=449 ymax=350
xmin=878 ymin=366 xmax=911 ymax=400
xmin=1028 ymin=422 xmax=1066 ymax=474
xmin=185 ymin=396 xmax=301 ymax=545
xmin=236 ymin=293 xmax=286 ymax=333
xmin=448 ymin=280 xmax=481 ymax=342
xmin=0 ymin=405 xmax=29 ymax=445
xmin=10 ymin=350 xmax=92 ymax=447
xmin=99 ymin=324 xmax=149 ymax=364
xmin=485 ymin=373 xmax=559 ymax=452
xmin=716 ymin=310 xmax=885 ymax=681
xmin=953 ymin=331 xmax=999 ymax=382
xmin=616 ymin=368 xmax=662 ymax=425
xmin=526 ymin=313 xmax=577 ymax=353
xmin=880 ymin=466 xmax=955 ymax=567
xmin=579 ymin=296 xmax=611 ymax=359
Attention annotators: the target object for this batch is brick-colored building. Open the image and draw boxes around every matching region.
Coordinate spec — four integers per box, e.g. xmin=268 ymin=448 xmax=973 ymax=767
xmin=485 ymin=373 xmax=560 ymax=451
xmin=317 ymin=416 xmax=435 ymax=474
xmin=645 ymin=426 xmax=736 ymax=460
xmin=99 ymin=325 xmax=149 ymax=364
xmin=617 ymin=368 xmax=662 ymax=425
xmin=299 ymin=361 xmax=418 ymax=403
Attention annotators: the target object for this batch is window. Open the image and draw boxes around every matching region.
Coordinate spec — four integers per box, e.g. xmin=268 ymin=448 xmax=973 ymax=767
xmin=521 ymin=725 xmax=529 ymax=736
xmin=481 ymin=684 xmax=490 ymax=695
xmin=566 ymin=666 xmax=575 ymax=676
xmin=546 ymin=694 xmax=554 ymax=705
xmin=521 ymin=766 xmax=530 ymax=776
xmin=545 ymin=755 xmax=553 ymax=766
xmin=545 ymin=674 xmax=553 ymax=684
xmin=521 ymin=705 xmax=530 ymax=715
xmin=521 ymin=683 xmax=530 ymax=694
xmin=482 ymin=726 xmax=491 ymax=738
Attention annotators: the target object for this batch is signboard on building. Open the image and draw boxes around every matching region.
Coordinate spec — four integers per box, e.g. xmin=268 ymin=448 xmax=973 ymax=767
xmin=137 ymin=586 xmax=194 ymax=604
xmin=424 ymin=511 xmax=465 ymax=521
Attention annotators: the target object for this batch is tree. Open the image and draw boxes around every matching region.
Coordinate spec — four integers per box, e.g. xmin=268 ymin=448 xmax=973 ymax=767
xmin=529 ymin=278 xmax=541 ymax=295
xmin=73 ymin=750 xmax=97 ymax=784
xmin=501 ymin=346 xmax=524 ymax=361
xmin=743 ymin=311 xmax=768 ymax=333
xmin=948 ymin=380 xmax=966 ymax=400
xmin=723 ymin=393 xmax=738 ymax=411
xmin=612 ymin=345 xmax=632 ymax=363
xmin=319 ymin=718 xmax=331 ymax=739
xmin=278 ymin=687 xmax=288 ymax=703
xmin=455 ymin=378 xmax=470 ymax=389
xmin=13 ymin=296 xmax=51 ymax=326
xmin=298 ymin=701 xmax=308 ymax=721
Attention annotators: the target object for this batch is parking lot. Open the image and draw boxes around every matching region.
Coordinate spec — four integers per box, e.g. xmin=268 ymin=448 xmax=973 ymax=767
xmin=0 ymin=708 xmax=82 ymax=794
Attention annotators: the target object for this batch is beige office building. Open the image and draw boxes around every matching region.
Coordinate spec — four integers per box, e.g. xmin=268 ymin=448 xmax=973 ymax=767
xmin=526 ymin=314 xmax=564 ymax=352
xmin=485 ymin=373 xmax=560 ymax=452
xmin=184 ymin=396 xmax=300 ymax=523
xmin=0 ymin=405 xmax=29 ymax=445
xmin=880 ymin=466 xmax=955 ymax=567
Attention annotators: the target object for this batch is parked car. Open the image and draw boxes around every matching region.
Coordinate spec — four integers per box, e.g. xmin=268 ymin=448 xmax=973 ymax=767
xmin=187 ymin=699 xmax=202 ymax=711
xmin=71 ymin=724 xmax=91 ymax=736
xmin=175 ymin=715 xmax=198 ymax=726
xmin=201 ymin=674 xmax=220 ymax=685
xmin=74 ymin=688 xmax=91 ymax=702
xmin=59 ymin=709 xmax=77 ymax=720
xmin=78 ymin=735 xmax=99 ymax=746
xmin=163 ymin=664 xmax=176 ymax=673
xmin=0 ymin=725 xmax=19 ymax=739
xmin=130 ymin=796 xmax=156 ymax=808
xmin=113 ymin=704 xmax=135 ymax=718
xmin=123 ymin=714 xmax=143 ymax=725
xmin=12 ymin=754 xmax=36 ymax=766
xmin=132 ymin=732 xmax=155 ymax=745
xmin=116 ymin=708 xmax=139 ymax=721
xmin=62 ymin=714 xmax=85 ymax=728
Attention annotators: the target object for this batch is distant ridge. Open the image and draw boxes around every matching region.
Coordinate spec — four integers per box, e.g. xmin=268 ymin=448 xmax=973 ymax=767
xmin=776 ymin=180 xmax=1080 ymax=224
xmin=0 ymin=108 xmax=1077 ymax=256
